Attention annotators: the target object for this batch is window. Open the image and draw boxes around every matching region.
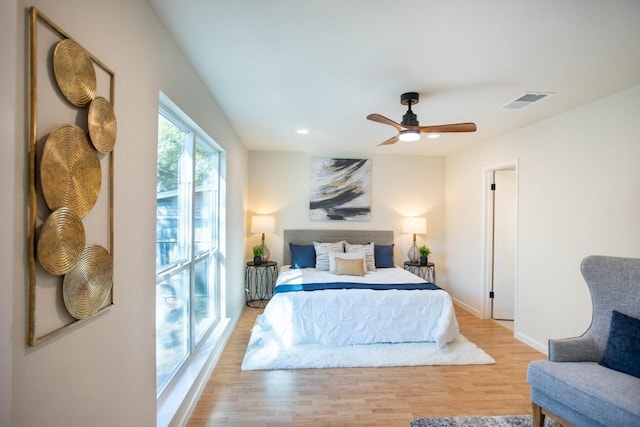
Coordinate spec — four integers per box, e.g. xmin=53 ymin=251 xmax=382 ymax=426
xmin=155 ymin=100 xmax=221 ymax=395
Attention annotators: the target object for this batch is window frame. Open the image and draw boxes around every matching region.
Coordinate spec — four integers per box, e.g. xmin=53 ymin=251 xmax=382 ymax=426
xmin=155 ymin=96 xmax=222 ymax=397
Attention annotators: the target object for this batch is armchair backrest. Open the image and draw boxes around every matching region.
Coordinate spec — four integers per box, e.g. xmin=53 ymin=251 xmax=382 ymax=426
xmin=580 ymin=255 xmax=640 ymax=358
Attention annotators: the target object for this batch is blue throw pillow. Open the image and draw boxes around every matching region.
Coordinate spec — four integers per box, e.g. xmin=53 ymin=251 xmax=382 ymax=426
xmin=599 ymin=310 xmax=640 ymax=378
xmin=374 ymin=244 xmax=394 ymax=268
xmin=289 ymin=243 xmax=316 ymax=269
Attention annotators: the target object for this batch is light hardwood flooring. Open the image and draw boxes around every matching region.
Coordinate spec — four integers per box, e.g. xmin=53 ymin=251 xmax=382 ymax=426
xmin=188 ymin=306 xmax=546 ymax=427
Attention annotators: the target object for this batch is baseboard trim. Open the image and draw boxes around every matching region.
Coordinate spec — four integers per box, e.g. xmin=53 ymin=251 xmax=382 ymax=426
xmin=452 ymin=297 xmax=482 ymax=317
xmin=515 ymin=330 xmax=548 ymax=355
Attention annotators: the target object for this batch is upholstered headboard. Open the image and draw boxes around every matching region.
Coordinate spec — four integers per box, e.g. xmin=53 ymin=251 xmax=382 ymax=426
xmin=282 ymin=229 xmax=393 ymax=265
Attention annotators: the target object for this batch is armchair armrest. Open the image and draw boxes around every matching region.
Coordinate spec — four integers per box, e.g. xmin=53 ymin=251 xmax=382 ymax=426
xmin=548 ymin=336 xmax=600 ymax=362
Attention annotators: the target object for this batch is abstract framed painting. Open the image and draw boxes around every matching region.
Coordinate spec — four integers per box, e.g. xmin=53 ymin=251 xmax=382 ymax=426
xmin=309 ymin=157 xmax=371 ymax=221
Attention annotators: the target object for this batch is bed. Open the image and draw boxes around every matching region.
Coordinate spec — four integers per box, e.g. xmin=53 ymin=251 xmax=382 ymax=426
xmin=257 ymin=230 xmax=460 ymax=349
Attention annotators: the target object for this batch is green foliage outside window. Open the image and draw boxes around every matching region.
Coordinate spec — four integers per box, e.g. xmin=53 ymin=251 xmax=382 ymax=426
xmin=157 ymin=114 xmax=213 ymax=193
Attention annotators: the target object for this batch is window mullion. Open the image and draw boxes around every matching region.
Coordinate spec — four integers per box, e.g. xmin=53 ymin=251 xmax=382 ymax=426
xmin=189 ymin=132 xmax=197 ymax=350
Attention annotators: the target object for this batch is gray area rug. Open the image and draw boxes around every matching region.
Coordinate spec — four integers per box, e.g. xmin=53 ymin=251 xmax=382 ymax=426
xmin=411 ymin=415 xmax=562 ymax=427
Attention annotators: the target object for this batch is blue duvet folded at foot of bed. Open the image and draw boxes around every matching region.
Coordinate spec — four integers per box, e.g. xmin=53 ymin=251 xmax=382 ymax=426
xmin=273 ymin=281 xmax=441 ymax=294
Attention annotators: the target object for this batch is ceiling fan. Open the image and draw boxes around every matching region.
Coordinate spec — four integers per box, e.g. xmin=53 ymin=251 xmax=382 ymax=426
xmin=367 ymin=92 xmax=477 ymax=146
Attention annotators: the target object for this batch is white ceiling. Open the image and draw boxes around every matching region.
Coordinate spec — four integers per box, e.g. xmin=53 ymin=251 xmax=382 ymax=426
xmin=149 ymin=0 xmax=640 ymax=156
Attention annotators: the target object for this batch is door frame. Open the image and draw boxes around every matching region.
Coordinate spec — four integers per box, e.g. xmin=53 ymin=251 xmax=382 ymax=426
xmin=481 ymin=159 xmax=519 ymax=323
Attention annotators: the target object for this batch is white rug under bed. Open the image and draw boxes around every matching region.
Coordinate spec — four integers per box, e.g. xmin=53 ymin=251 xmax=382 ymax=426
xmin=241 ymin=314 xmax=495 ymax=370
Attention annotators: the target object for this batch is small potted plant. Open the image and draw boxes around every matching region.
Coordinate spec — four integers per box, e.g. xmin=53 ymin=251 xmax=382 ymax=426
xmin=418 ymin=245 xmax=431 ymax=266
xmin=252 ymin=245 xmax=263 ymax=265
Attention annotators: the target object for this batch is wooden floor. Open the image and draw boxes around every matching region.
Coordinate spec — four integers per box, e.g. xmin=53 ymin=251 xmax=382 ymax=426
xmin=188 ymin=306 xmax=546 ymax=427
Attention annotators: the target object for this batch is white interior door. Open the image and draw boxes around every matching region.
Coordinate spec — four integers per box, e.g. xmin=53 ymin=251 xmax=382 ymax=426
xmin=492 ymin=169 xmax=516 ymax=320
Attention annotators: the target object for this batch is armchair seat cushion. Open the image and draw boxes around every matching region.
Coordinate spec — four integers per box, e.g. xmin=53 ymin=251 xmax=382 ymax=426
xmin=528 ymin=360 xmax=640 ymax=427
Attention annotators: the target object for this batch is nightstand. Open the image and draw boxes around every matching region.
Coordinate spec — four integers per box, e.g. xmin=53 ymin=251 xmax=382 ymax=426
xmin=404 ymin=261 xmax=436 ymax=283
xmin=245 ymin=261 xmax=278 ymax=308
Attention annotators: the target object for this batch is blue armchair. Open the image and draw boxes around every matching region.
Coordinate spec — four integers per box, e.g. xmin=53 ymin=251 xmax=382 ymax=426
xmin=527 ymin=255 xmax=640 ymax=426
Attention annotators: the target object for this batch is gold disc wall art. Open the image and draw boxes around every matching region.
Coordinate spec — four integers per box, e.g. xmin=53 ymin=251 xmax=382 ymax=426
xmin=37 ymin=207 xmax=86 ymax=275
xmin=88 ymin=96 xmax=117 ymax=153
xmin=52 ymin=38 xmax=96 ymax=107
xmin=63 ymin=244 xmax=113 ymax=320
xmin=29 ymin=8 xmax=116 ymax=346
xmin=40 ymin=124 xmax=101 ymax=218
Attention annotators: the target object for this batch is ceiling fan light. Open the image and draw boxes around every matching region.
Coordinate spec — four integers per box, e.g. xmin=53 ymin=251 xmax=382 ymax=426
xmin=399 ymin=130 xmax=420 ymax=142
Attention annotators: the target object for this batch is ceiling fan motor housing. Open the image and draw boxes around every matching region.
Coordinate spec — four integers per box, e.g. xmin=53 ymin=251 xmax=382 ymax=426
xmin=402 ymin=109 xmax=419 ymax=126
xmin=400 ymin=92 xmax=420 ymax=126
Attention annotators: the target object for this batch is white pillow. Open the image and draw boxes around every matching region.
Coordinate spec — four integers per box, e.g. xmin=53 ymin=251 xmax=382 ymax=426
xmin=313 ymin=241 xmax=345 ymax=271
xmin=329 ymin=251 xmax=366 ymax=274
xmin=345 ymin=242 xmax=375 ymax=272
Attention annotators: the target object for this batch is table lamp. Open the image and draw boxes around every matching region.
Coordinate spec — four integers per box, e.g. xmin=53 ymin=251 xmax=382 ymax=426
xmin=402 ymin=216 xmax=427 ymax=263
xmin=250 ymin=215 xmax=275 ymax=262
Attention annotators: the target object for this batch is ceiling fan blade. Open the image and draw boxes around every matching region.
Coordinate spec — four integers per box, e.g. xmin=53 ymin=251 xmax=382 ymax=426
xmin=378 ymin=134 xmax=399 ymax=146
xmin=367 ymin=114 xmax=406 ymax=132
xmin=419 ymin=122 xmax=477 ymax=133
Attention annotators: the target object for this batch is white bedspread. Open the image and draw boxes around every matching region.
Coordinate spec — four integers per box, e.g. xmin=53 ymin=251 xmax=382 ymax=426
xmin=258 ymin=266 xmax=459 ymax=348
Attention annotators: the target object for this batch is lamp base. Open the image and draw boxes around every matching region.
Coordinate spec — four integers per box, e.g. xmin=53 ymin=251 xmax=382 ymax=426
xmin=407 ymin=243 xmax=418 ymax=263
xmin=261 ymin=243 xmax=270 ymax=262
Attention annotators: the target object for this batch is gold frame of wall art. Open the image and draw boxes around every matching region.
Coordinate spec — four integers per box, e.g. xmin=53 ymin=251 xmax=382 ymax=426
xmin=28 ymin=7 xmax=115 ymax=346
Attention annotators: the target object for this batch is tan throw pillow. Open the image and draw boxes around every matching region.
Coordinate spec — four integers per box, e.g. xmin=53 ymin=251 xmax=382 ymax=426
xmin=329 ymin=252 xmax=366 ymax=273
xmin=334 ymin=257 xmax=365 ymax=276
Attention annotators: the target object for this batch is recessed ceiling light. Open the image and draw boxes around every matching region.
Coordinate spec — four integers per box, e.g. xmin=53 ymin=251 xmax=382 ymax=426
xmin=427 ymin=134 xmax=440 ymax=139
xmin=296 ymin=129 xmax=309 ymax=135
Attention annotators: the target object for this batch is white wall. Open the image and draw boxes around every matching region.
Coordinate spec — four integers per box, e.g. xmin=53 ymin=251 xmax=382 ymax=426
xmin=445 ymin=84 xmax=640 ymax=351
xmin=247 ymin=152 xmax=448 ymax=280
xmin=9 ymin=1 xmax=248 ymax=426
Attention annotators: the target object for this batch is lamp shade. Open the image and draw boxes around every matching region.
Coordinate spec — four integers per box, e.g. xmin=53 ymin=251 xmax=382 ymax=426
xmin=402 ymin=217 xmax=427 ymax=235
xmin=250 ymin=215 xmax=275 ymax=233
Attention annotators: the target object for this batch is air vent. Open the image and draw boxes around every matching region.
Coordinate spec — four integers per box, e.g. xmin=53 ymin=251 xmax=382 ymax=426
xmin=501 ymin=92 xmax=551 ymax=110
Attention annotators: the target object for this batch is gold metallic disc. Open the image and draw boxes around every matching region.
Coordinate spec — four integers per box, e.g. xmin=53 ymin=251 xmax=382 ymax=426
xmin=88 ymin=97 xmax=117 ymax=153
xmin=63 ymin=244 xmax=113 ymax=320
xmin=53 ymin=39 xmax=96 ymax=107
xmin=40 ymin=125 xmax=101 ymax=218
xmin=37 ymin=207 xmax=86 ymax=275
